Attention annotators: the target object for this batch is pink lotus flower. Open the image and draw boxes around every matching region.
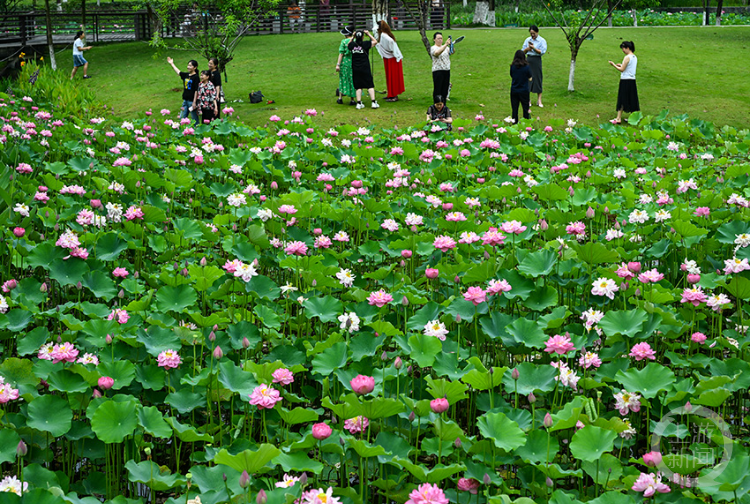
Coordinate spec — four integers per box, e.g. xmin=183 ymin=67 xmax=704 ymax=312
xmin=272 ymin=368 xmax=294 ymax=386
xmin=125 ymin=206 xmax=144 ymax=221
xmin=12 ymin=227 xmax=25 ymax=237
xmin=691 ymin=332 xmax=706 ymax=344
xmin=0 ymin=381 xmax=20 ymax=403
xmin=405 ymin=483 xmax=449 ymax=504
xmin=629 ymin=342 xmax=656 ymax=361
xmin=344 ymin=416 xmax=369 ymax=434
xmin=98 ymin=376 xmax=114 ymax=390
xmin=312 ymin=422 xmax=332 ymax=440
xmin=350 ymin=375 xmax=375 ymax=395
xmin=680 ymin=286 xmax=707 ymax=307
xmin=368 ymin=290 xmax=393 ymax=307
xmin=425 ymin=268 xmax=439 ymax=279
xmin=632 ymin=472 xmax=670 ymax=497
xmin=500 ymin=220 xmax=527 ymax=235
xmin=486 ymin=279 xmax=512 ymax=295
xmin=566 ymin=221 xmax=586 ymax=235
xmin=578 ymin=351 xmax=602 ymax=369
xmin=481 ymin=228 xmax=505 ymax=247
xmin=157 ymin=349 xmax=181 ymax=369
xmin=544 ymin=334 xmax=576 ymax=355
xmin=638 ymin=269 xmax=664 ymax=283
xmin=433 ymin=235 xmax=457 ymax=252
xmin=112 ymin=267 xmax=129 ymax=278
xmin=463 ymin=286 xmax=486 ymax=306
xmin=249 ymin=383 xmax=282 ymax=409
xmin=108 ymin=308 xmax=129 ymax=324
xmin=285 ymin=241 xmax=308 ymax=256
xmin=430 ymin=398 xmax=449 ymax=413
xmin=694 ymin=207 xmax=710 ymax=217
xmin=278 ymin=204 xmax=297 ymax=215
xmin=643 ymin=451 xmax=663 ymax=467
xmin=50 ymin=342 xmax=79 ymax=363
xmin=457 ymin=478 xmax=480 ymax=494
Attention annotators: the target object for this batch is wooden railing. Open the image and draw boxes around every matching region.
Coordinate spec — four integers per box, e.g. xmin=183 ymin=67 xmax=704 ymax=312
xmin=0 ymin=2 xmax=450 ymax=46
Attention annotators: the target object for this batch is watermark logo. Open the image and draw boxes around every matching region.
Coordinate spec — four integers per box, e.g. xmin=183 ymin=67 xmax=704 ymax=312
xmin=650 ymin=404 xmax=733 ymax=489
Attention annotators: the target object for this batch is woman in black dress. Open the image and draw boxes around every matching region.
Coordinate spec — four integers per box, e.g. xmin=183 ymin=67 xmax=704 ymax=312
xmin=608 ymin=41 xmax=639 ymax=124
xmin=348 ymin=30 xmax=380 ymax=109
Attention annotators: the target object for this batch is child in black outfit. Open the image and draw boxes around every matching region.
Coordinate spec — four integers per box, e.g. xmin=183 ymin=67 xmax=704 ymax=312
xmin=509 ymin=50 xmax=532 ymax=124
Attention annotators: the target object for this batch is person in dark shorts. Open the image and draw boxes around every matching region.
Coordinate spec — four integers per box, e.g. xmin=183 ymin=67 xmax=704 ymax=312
xmin=348 ymin=30 xmax=380 ymax=109
xmin=71 ymin=31 xmax=92 ymax=80
xmin=509 ymin=50 xmax=532 ymax=124
xmin=166 ymin=57 xmax=200 ymax=125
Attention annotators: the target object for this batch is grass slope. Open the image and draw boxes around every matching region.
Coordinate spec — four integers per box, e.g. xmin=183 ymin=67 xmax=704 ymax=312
xmin=85 ymin=26 xmax=750 ymax=128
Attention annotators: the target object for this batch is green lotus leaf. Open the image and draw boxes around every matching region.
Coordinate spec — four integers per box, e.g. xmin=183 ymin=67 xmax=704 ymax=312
xmin=477 ymin=412 xmax=526 ymax=451
xmin=572 ymin=242 xmax=621 ymax=265
xmin=275 ymin=451 xmax=324 ymax=473
xmin=47 ymin=369 xmax=90 ymax=394
xmin=598 ymin=309 xmax=649 ymax=338
xmin=125 ymin=460 xmax=187 ymax=491
xmin=138 ymin=406 xmax=172 ymax=439
xmin=218 ymin=360 xmax=257 ymax=397
xmin=81 ymin=270 xmax=118 ymax=300
xmin=213 ymin=444 xmax=281 ymax=474
xmin=165 ymin=390 xmax=204 ymax=414
xmin=155 ymin=284 xmax=198 ymax=312
xmin=515 ymin=429 xmax=560 ymax=464
xmin=91 ymin=398 xmax=138 ymax=443
xmin=503 ymin=362 xmax=558 ymax=395
xmin=97 ymin=360 xmax=135 ymax=390
xmin=570 ymin=426 xmax=617 ymax=463
xmin=49 ymin=258 xmax=90 ymax=287
xmin=581 ymin=453 xmax=622 ymax=484
xmin=518 ymin=249 xmax=557 ymax=278
xmin=350 ymin=439 xmax=388 ymax=458
xmin=279 ymin=406 xmax=319 ymax=425
xmin=504 ymin=317 xmax=547 ymax=350
xmin=27 ymin=394 xmax=73 ymax=437
xmin=95 ymin=233 xmax=129 ymax=261
xmin=408 ymin=333 xmax=442 ymax=368
xmin=0 ymin=429 xmax=21 ymax=464
xmin=312 ymin=341 xmax=349 ymax=376
xmin=615 ymin=363 xmax=675 ymax=398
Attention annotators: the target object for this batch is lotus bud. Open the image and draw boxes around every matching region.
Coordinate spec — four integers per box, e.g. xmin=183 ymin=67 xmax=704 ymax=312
xmin=239 ymin=470 xmax=251 ymax=489
xmin=402 ymin=296 xmax=409 ymax=306
xmin=483 ymin=473 xmax=491 ymax=485
xmin=118 ymin=289 xmax=124 ymax=298
xmin=401 ymin=250 xmax=412 ymax=258
xmin=299 ymin=473 xmax=308 ymax=486
xmin=527 ymin=392 xmax=536 ymax=404
xmin=76 ymin=281 xmax=82 ymax=290
xmin=257 ymin=489 xmax=268 ymax=504
xmin=454 ymin=437 xmax=462 ymax=448
xmin=543 ymin=413 xmax=553 ymax=428
xmin=339 ymin=437 xmax=346 ymax=446
xmin=685 ymin=401 xmax=692 ymax=413
xmin=454 ymin=275 xmax=460 ymax=284
xmin=134 ymin=271 xmax=139 ymax=278
xmin=92 ymin=389 xmax=102 ymax=398
xmin=16 ymin=440 xmax=27 ymax=457
xmin=270 ymin=181 xmax=278 ymax=190
xmin=242 ymin=337 xmax=251 ymax=349
xmin=98 ymin=376 xmax=114 ymax=389
xmin=408 ymin=411 xmax=416 ymax=422
xmin=312 ymin=279 xmax=317 ymax=287
xmin=484 ymin=251 xmax=490 ymax=260
xmin=456 ymin=314 xmax=461 ymax=323
xmin=209 ymin=331 xmax=216 ymax=342
xmin=400 ymin=260 xmax=406 ymax=268
xmin=381 ymin=351 xmax=388 ymax=361
xmin=512 ymin=368 xmax=519 ymax=380
xmin=604 ymin=206 xmax=609 ymax=213
xmin=540 ymin=219 xmax=548 ymax=231
xmin=687 ymin=274 xmax=700 ymax=284
xmin=586 ymin=170 xmax=592 ymax=178
xmin=586 ymin=207 xmax=595 ymax=219
xmin=106 ymin=334 xmax=113 ymax=345
xmin=40 ymin=282 xmax=48 ymax=292
xmin=546 ymin=477 xmax=554 ymax=488
xmin=394 ymin=357 xmax=402 ymax=369
xmin=173 ymin=262 xmax=179 ymax=271
xmin=200 ymin=257 xmax=207 ymax=266
xmin=213 ymin=346 xmax=224 ymax=359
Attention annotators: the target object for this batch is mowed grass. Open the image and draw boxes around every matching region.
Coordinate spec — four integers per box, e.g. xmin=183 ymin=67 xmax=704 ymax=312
xmin=86 ymin=26 xmax=750 ymax=128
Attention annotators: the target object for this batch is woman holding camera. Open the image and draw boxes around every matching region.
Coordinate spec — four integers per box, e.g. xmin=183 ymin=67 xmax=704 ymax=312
xmin=522 ymin=25 xmax=546 ymax=108
xmin=348 ymin=30 xmax=380 ymax=109
xmin=609 ymin=41 xmax=639 ymax=124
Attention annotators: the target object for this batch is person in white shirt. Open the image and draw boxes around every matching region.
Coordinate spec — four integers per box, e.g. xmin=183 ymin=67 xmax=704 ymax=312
xmin=522 ymin=25 xmax=546 ymax=107
xmin=609 ymin=40 xmax=639 ymax=124
xmin=71 ymin=31 xmax=93 ymax=80
xmin=376 ymin=20 xmax=404 ymax=102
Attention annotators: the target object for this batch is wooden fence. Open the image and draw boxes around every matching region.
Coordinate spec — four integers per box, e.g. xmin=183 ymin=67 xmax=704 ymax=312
xmin=0 ymin=2 xmax=450 ymax=47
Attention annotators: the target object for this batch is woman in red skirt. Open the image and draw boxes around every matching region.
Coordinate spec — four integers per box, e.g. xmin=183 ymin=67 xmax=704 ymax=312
xmin=376 ymin=20 xmax=404 ymax=102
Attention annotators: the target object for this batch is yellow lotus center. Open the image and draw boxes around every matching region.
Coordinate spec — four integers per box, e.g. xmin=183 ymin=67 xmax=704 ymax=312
xmin=319 ymin=495 xmax=327 ymax=503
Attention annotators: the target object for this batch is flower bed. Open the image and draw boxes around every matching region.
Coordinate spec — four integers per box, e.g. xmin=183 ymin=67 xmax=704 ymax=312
xmin=2 ymin=68 xmax=750 ymax=504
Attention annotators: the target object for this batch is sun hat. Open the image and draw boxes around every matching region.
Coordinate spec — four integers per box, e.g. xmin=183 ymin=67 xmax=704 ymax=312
xmin=340 ymin=25 xmax=354 ymax=36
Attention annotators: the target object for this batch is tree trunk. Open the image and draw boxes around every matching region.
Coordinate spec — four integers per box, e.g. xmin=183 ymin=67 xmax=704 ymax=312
xmin=607 ymin=0 xmax=613 ymax=26
xmin=463 ymin=0 xmax=467 ymax=7
xmin=44 ymin=0 xmax=57 ymax=69
xmin=631 ymin=8 xmax=637 ymax=26
xmin=568 ymin=44 xmax=580 ymax=91
xmin=372 ymin=0 xmax=389 ymax=31
xmin=715 ymin=0 xmax=723 ymax=24
xmin=703 ymin=0 xmax=710 ymax=24
xmin=82 ymin=0 xmax=86 ymax=29
xmin=515 ymin=0 xmax=521 ymax=13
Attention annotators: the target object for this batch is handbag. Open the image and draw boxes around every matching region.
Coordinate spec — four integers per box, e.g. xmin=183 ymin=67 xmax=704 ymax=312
xmin=219 ymin=88 xmax=226 ymax=104
xmin=249 ymin=91 xmax=264 ymax=104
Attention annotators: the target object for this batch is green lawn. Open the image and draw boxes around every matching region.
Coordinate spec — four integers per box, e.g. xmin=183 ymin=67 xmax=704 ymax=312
xmin=85 ymin=26 xmax=750 ymax=128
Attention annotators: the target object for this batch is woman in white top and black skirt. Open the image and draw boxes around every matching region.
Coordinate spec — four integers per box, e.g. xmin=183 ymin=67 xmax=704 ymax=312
xmin=609 ymin=41 xmax=639 ymax=124
xmin=430 ymin=32 xmax=451 ymax=105
xmin=522 ymin=25 xmax=546 ymax=108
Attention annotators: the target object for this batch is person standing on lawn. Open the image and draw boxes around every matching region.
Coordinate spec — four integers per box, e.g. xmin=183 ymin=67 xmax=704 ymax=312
xmin=609 ymin=40 xmax=639 ymax=124
xmin=208 ymin=57 xmax=222 ymax=119
xmin=348 ymin=30 xmax=380 ymax=109
xmin=166 ymin=57 xmax=200 ymax=125
xmin=71 ymin=31 xmax=92 ymax=80
xmin=430 ymin=32 xmax=451 ymax=105
xmin=509 ymin=50 xmax=532 ymax=124
xmin=522 ymin=25 xmax=546 ymax=108
xmin=376 ymin=20 xmax=404 ymax=102
xmin=335 ymin=26 xmax=357 ymax=106
xmin=195 ymin=70 xmax=219 ymax=124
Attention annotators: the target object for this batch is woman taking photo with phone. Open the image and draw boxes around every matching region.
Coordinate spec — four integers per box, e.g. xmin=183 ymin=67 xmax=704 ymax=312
xmin=522 ymin=25 xmax=546 ymax=108
xmin=430 ymin=32 xmax=451 ymax=105
xmin=609 ymin=41 xmax=639 ymax=124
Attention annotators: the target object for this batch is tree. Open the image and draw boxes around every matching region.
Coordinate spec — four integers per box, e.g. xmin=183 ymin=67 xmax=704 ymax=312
xmin=372 ymin=0 xmax=390 ymax=32
xmin=43 ymin=0 xmax=57 ymax=70
xmin=149 ymin=0 xmax=281 ymax=75
xmin=401 ymin=0 xmax=432 ymax=56
xmin=541 ymin=0 xmax=623 ymax=91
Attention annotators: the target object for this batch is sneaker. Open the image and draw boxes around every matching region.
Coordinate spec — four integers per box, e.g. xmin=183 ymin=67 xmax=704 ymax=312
xmin=371 ymin=101 xmax=380 ymax=109
xmin=349 ymin=100 xmax=356 ymax=106
xmin=356 ymin=102 xmax=365 ymax=109
xmin=337 ymin=98 xmax=343 ymax=105
xmin=83 ymin=75 xmax=92 ymax=79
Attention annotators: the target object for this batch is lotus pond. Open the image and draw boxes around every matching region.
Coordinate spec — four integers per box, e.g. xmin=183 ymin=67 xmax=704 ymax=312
xmin=2 ymin=83 xmax=750 ymax=504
